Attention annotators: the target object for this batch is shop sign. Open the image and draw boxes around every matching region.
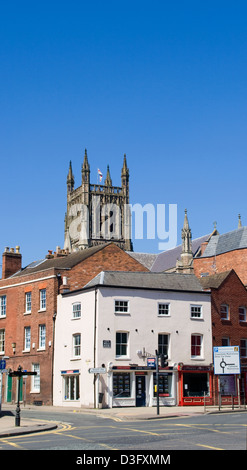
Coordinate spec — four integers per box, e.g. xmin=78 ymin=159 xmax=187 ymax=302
xmin=147 ymin=358 xmax=156 ymax=369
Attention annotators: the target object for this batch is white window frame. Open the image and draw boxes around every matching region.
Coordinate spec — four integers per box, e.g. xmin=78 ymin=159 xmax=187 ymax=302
xmin=64 ymin=374 xmax=80 ymax=401
xmin=73 ymin=333 xmax=81 ymax=358
xmin=0 ymin=329 xmax=5 ymax=354
xmin=158 ymin=303 xmax=170 ymax=317
xmin=24 ymin=326 xmax=31 ymax=351
xmin=31 ymin=363 xmax=40 ymax=393
xmin=191 ymin=334 xmax=203 ymax=359
xmin=0 ymin=296 xmax=6 ymax=317
xmin=39 ymin=289 xmax=46 ymax=311
xmin=190 ymin=305 xmax=203 ymax=319
xmin=39 ymin=324 xmax=46 ymax=350
xmin=114 ymin=300 xmax=129 ymax=314
xmin=239 ymin=306 xmax=246 ymax=322
xmin=72 ymin=302 xmax=81 ymax=319
xmin=25 ymin=292 xmax=32 ymax=314
xmin=116 ymin=331 xmax=129 ymax=358
xmin=158 ymin=333 xmax=169 ymax=356
xmin=220 ymin=304 xmax=229 ymax=320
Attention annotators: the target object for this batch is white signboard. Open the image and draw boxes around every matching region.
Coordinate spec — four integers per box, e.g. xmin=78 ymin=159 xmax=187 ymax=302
xmin=88 ymin=367 xmax=106 ymax=374
xmin=213 ymin=346 xmax=240 ymax=375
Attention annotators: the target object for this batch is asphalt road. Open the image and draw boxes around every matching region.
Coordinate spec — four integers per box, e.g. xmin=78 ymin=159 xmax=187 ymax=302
xmin=0 ymin=409 xmax=246 ymax=460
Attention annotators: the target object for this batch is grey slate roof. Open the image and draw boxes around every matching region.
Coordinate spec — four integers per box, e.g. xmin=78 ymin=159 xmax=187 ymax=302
xmin=150 ymin=234 xmax=211 ymax=272
xmin=201 ymin=227 xmax=247 ymax=258
xmin=11 ymin=243 xmax=113 ymax=277
xmin=84 ymin=270 xmax=206 ymax=293
xmin=199 ymin=270 xmax=232 ymax=290
xmin=126 ymin=252 xmax=158 ymax=270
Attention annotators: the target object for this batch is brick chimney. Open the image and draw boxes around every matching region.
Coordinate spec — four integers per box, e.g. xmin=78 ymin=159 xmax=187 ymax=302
xmin=2 ymin=246 xmax=22 ymax=279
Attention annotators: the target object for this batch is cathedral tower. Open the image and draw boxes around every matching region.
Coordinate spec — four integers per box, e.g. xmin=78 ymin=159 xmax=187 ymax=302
xmin=64 ymin=150 xmax=133 ymax=252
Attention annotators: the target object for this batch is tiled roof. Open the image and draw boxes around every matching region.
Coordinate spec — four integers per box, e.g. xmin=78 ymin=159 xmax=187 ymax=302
xmin=201 ymin=227 xmax=247 ymax=258
xmin=11 ymin=243 xmax=113 ymax=277
xmin=199 ymin=270 xmax=232 ymax=289
xmin=84 ymin=270 xmax=206 ymax=293
xmin=151 ymin=234 xmax=210 ymax=272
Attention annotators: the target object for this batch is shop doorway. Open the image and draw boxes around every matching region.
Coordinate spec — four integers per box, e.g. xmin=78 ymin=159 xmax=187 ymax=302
xmin=136 ymin=375 xmax=146 ymax=407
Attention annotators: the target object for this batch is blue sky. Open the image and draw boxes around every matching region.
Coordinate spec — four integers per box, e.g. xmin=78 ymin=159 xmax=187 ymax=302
xmin=1 ymin=1 xmax=247 ymax=266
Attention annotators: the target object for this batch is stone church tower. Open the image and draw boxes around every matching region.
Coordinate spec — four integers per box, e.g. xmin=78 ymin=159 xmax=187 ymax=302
xmin=64 ymin=149 xmax=133 ymax=252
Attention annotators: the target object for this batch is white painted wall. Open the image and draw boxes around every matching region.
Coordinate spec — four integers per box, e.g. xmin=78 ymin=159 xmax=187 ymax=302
xmin=53 ymin=285 xmax=211 ymax=407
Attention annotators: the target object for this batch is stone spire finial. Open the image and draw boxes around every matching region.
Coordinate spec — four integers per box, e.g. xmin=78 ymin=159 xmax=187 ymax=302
xmin=67 ymin=160 xmax=74 ymax=192
xmin=181 ymin=209 xmax=192 ymax=254
xmin=238 ymin=214 xmax=242 ymax=228
xmin=105 ymin=165 xmax=112 ymax=186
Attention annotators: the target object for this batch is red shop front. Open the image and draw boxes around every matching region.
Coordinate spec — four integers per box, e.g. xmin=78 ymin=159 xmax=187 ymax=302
xmin=178 ymin=364 xmax=214 ymax=406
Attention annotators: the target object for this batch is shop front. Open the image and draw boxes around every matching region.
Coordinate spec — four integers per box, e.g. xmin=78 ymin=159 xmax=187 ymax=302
xmin=108 ymin=365 xmax=177 ymax=408
xmin=178 ymin=364 xmax=213 ymax=406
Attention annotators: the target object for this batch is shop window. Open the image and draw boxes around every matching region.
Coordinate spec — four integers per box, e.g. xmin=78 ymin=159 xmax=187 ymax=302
xmin=153 ymin=372 xmax=172 ymax=397
xmin=183 ymin=373 xmax=209 ymax=397
xmin=64 ymin=374 xmax=80 ymax=401
xmin=113 ymin=372 xmax=131 ymax=398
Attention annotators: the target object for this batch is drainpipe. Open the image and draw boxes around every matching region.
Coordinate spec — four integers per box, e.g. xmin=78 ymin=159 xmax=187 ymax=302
xmin=93 ymin=288 xmax=98 ymax=408
xmin=51 ymin=312 xmax=57 ymax=405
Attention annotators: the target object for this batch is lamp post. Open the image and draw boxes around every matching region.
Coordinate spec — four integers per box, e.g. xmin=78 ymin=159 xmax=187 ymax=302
xmin=8 ymin=365 xmax=37 ymax=426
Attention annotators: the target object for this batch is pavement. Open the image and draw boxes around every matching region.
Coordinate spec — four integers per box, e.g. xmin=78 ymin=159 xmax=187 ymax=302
xmin=0 ymin=402 xmax=246 ymax=438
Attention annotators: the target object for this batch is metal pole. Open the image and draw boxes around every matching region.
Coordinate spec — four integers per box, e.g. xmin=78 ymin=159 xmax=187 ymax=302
xmin=156 ymin=350 xmax=159 ymax=415
xmin=15 ymin=376 xmax=21 ymax=426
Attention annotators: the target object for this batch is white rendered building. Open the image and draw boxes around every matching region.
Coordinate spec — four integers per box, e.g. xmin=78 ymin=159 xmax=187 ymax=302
xmin=53 ymin=271 xmax=212 ymax=408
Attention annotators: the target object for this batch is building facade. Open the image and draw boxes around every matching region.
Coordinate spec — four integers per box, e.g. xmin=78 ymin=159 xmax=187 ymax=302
xmin=0 ymin=243 xmax=147 ymax=405
xmin=53 ymin=271 xmax=212 ymax=408
xmin=199 ymin=269 xmax=247 ymax=405
xmin=64 ymin=150 xmax=133 ymax=252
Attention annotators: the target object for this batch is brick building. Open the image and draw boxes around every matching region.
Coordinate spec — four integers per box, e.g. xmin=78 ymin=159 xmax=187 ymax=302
xmin=0 ymin=243 xmax=148 ymax=405
xmin=194 ymin=225 xmax=247 ymax=286
xmin=199 ymin=269 xmax=247 ymax=404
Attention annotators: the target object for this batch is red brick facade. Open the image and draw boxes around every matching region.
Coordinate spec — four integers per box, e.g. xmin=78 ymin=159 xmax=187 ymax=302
xmin=200 ymin=270 xmax=247 ymax=402
xmin=194 ymin=248 xmax=247 ymax=286
xmin=0 ymin=243 xmax=148 ymax=405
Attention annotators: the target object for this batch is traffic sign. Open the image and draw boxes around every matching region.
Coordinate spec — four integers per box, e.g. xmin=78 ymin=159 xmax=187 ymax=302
xmin=88 ymin=367 xmax=106 ymax=374
xmin=0 ymin=359 xmax=6 ymax=370
xmin=213 ymin=346 xmax=241 ymax=374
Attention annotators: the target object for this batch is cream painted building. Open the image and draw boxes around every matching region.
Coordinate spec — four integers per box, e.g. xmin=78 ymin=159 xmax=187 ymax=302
xmin=53 ymin=271 xmax=212 ymax=408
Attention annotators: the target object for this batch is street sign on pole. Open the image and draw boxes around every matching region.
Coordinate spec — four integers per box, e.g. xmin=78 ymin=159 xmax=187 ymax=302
xmin=213 ymin=346 xmax=241 ymax=375
xmin=0 ymin=359 xmax=6 ymax=370
xmin=88 ymin=367 xmax=106 ymax=374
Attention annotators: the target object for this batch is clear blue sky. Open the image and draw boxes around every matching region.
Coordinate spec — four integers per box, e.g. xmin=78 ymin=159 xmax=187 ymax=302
xmin=1 ymin=1 xmax=247 ymax=266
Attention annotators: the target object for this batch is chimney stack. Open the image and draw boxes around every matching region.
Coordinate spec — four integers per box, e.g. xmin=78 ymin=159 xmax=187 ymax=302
xmin=2 ymin=246 xmax=22 ymax=279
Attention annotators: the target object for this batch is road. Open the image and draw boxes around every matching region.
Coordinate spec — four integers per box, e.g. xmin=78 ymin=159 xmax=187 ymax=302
xmin=0 ymin=409 xmax=246 ymax=459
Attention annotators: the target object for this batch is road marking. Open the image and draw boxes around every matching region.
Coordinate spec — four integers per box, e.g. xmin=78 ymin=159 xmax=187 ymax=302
xmin=196 ymin=443 xmax=224 ymax=450
xmin=0 ymin=438 xmax=26 ymax=449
